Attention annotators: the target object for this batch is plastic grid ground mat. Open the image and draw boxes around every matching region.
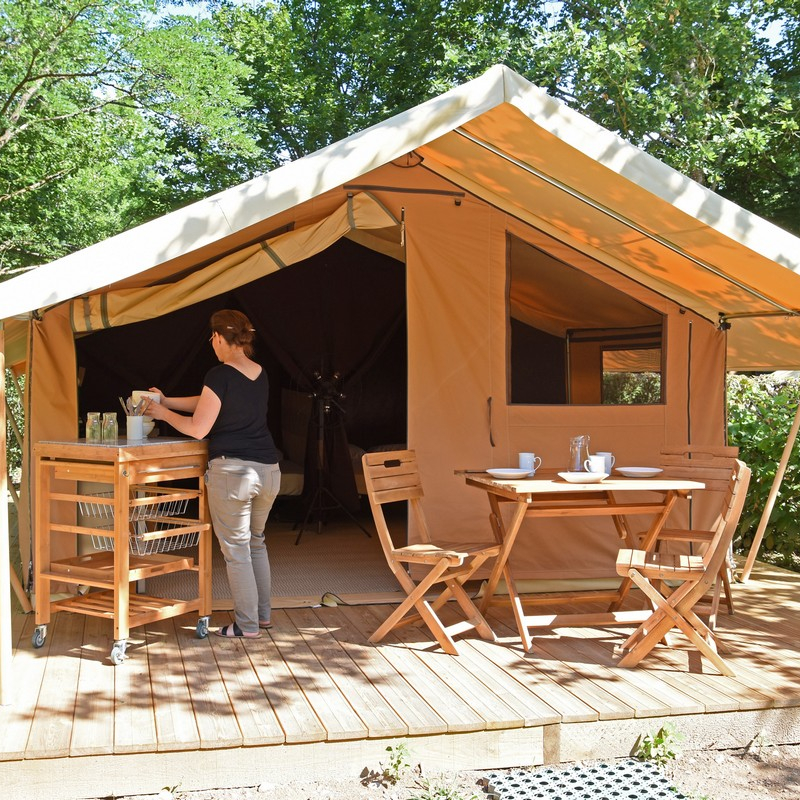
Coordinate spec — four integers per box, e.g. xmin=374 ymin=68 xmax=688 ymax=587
xmin=484 ymin=758 xmax=687 ymax=800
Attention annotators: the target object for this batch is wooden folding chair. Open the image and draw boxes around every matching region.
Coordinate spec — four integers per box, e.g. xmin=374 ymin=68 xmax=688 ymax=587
xmin=649 ymin=444 xmax=740 ymax=627
xmin=615 ymin=459 xmax=750 ymax=675
xmin=361 ymin=449 xmax=501 ymax=655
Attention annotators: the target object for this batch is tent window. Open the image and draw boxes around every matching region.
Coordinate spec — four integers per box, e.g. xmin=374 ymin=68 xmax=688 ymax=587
xmin=508 ymin=235 xmax=665 ymax=405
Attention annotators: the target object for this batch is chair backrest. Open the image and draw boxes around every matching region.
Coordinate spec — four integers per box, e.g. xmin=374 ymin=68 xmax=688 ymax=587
xmin=361 ymin=449 xmax=431 ymax=557
xmin=699 ymin=459 xmax=751 ymax=580
xmin=660 ymin=444 xmax=740 ymax=529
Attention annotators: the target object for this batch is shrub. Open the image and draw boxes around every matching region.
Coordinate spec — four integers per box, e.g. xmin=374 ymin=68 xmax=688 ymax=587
xmin=727 ymin=373 xmax=800 ymax=561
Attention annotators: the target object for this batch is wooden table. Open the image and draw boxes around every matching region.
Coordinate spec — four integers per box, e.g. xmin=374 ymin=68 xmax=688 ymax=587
xmin=462 ymin=472 xmax=704 ymax=651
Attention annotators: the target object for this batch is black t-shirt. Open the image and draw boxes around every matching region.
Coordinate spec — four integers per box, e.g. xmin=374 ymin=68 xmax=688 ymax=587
xmin=203 ymin=364 xmax=279 ymax=464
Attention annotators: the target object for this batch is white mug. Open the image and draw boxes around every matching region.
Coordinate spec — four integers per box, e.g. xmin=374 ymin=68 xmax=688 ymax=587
xmin=595 ymin=451 xmax=615 ymax=474
xmin=519 ymin=452 xmax=542 ymax=473
xmin=584 ymin=454 xmax=607 ymax=473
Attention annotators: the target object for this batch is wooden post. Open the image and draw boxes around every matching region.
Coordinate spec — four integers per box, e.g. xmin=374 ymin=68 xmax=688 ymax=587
xmin=0 ymin=324 xmax=13 ymax=703
xmin=740 ymin=402 xmax=800 ymax=582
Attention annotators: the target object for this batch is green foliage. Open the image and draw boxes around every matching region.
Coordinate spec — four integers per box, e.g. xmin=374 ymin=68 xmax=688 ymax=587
xmin=381 ymin=741 xmax=412 ymax=785
xmin=634 ymin=723 xmax=684 ymax=767
xmin=4 ymin=371 xmax=23 ymax=483
xmin=211 ymin=0 xmax=540 ymax=162
xmin=727 ymin=373 xmax=800 ymax=561
xmin=512 ymin=0 xmax=800 ymax=234
xmin=2 ymin=0 xmax=798 ymax=286
xmin=408 ymin=776 xmax=481 ymax=800
xmin=603 ymin=372 xmax=662 ymax=405
xmin=0 ymin=0 xmax=257 ymax=278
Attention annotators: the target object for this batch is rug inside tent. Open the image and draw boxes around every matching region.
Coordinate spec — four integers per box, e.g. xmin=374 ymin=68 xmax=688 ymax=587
xmin=142 ymin=512 xmax=404 ymax=609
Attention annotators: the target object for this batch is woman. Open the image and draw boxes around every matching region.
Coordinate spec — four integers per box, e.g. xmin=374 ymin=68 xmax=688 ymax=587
xmin=145 ymin=309 xmax=281 ymax=638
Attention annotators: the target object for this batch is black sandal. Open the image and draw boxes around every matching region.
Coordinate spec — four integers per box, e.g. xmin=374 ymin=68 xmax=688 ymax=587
xmin=214 ymin=622 xmax=261 ymax=639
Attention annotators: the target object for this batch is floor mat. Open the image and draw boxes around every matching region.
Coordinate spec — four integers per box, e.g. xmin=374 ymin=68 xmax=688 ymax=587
xmin=485 ymin=759 xmax=687 ymax=800
xmin=143 ymin=515 xmax=402 ymax=608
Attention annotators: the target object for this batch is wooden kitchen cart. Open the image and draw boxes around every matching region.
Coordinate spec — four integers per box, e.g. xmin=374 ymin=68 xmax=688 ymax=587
xmin=32 ymin=437 xmax=211 ymax=664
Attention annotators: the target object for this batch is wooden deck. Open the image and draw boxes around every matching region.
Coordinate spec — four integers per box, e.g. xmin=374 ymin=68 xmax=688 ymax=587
xmin=2 ymin=560 xmax=800 ymax=800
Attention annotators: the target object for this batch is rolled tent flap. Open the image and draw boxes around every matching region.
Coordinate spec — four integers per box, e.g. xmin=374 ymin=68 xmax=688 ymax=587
xmin=69 ymin=192 xmax=400 ymax=333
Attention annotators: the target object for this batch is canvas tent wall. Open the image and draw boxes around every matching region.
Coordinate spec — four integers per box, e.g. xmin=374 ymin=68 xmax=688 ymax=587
xmin=8 ymin=166 xmax=724 ymax=587
xmin=3 ymin=63 xmax=800 ymax=601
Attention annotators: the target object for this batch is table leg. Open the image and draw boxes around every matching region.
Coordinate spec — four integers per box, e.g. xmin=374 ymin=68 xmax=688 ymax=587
xmin=479 ymin=497 xmax=532 ymax=651
xmin=608 ymin=490 xmax=680 ymax=612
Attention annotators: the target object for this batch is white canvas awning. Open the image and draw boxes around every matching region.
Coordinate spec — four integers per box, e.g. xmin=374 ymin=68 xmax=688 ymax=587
xmin=2 ymin=65 xmax=799 ymax=369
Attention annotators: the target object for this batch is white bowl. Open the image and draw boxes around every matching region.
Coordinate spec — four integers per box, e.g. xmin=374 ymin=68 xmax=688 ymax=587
xmin=557 ymin=471 xmax=608 ymax=483
xmin=615 ymin=467 xmax=663 ymax=478
xmin=131 ymin=390 xmax=160 ymax=406
xmin=142 ymin=418 xmax=155 ymax=436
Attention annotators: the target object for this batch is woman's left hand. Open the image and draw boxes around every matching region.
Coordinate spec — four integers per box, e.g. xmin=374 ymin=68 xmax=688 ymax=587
xmin=144 ymin=398 xmax=167 ymax=420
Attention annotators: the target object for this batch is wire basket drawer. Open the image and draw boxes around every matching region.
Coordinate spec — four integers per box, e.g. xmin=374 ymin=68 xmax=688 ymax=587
xmin=78 ymin=486 xmax=193 ymax=521
xmin=90 ymin=519 xmax=202 ymax=555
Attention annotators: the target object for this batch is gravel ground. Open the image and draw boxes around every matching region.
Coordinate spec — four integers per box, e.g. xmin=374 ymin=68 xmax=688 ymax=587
xmin=116 ymin=743 xmax=800 ymax=800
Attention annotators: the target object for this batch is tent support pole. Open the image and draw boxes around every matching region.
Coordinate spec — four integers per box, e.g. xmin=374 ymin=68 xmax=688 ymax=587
xmin=0 ymin=324 xmax=13 ymax=704
xmin=740 ymin=401 xmax=800 ymax=582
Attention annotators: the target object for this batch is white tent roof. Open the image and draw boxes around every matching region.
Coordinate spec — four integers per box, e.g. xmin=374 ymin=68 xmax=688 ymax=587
xmin=2 ymin=64 xmax=800 ymax=368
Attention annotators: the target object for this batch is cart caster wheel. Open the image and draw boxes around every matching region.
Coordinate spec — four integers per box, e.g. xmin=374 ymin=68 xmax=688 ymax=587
xmin=32 ymin=625 xmax=46 ymax=649
xmin=196 ymin=616 xmax=210 ymax=639
xmin=110 ymin=640 xmax=128 ymax=665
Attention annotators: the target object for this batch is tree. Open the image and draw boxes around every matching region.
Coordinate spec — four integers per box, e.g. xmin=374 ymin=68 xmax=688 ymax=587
xmin=210 ymin=0 xmax=540 ymax=162
xmin=506 ymin=0 xmax=800 ymax=234
xmin=0 ymin=0 xmax=258 ymax=278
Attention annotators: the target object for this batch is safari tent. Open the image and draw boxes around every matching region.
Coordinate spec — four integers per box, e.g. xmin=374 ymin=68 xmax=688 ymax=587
xmin=3 ymin=64 xmax=800 ymax=665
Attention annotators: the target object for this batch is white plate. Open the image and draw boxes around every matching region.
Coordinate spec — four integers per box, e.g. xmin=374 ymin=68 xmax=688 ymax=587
xmin=557 ymin=471 xmax=608 ymax=483
xmin=615 ymin=467 xmax=663 ymax=478
xmin=486 ymin=468 xmax=534 ymax=479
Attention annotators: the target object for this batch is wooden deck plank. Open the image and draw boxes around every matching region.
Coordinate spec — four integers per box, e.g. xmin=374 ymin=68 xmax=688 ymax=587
xmin=2 ymin=558 xmax=800 ymax=799
xmin=205 ymin=616 xmax=285 ymax=747
xmin=243 ymin=628 xmax=327 ymax=744
xmin=177 ymin=615 xmax=243 ymax=749
xmin=0 ymin=614 xmax=51 ymax=761
xmin=286 ymin=606 xmax=408 ymax=737
xmin=437 ymin=634 xmax=564 ymax=726
xmin=26 ymin=611 xmax=85 ymax=758
xmin=576 ymin=623 xmax=746 ymax=714
xmin=114 ymin=624 xmax=158 ymax=754
xmin=543 ymin=622 xmax=705 ymax=717
xmin=270 ymin=608 xmax=368 ymax=741
xmin=711 ymin=615 xmax=800 ymax=706
xmin=547 ymin=600 xmax=749 ymax=715
xmin=10 ymin=609 xmax=26 ymax=655
xmin=360 ymin=604 xmax=527 ymax=731
xmin=69 ymin=615 xmax=116 ymax=756
xmin=146 ymin=617 xmax=201 ymax=751
xmin=576 ymin=602 xmax=782 ymax=711
xmin=455 ymin=631 xmax=598 ymax=724
xmin=486 ymin=608 xmax=637 ymax=721
xmin=340 ymin=604 xmax=487 ymax=733
xmin=600 ymin=613 xmax=780 ymax=713
xmin=310 ymin=604 xmax=449 ymax=736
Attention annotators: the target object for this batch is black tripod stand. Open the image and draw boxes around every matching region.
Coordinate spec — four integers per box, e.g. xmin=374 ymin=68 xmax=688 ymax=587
xmin=294 ymin=372 xmax=372 ymax=545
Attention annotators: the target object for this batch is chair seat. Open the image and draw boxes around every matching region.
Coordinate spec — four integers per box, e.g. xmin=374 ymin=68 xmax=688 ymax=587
xmin=617 ymin=548 xmax=704 ymax=581
xmin=393 ymin=542 xmax=500 ymax=566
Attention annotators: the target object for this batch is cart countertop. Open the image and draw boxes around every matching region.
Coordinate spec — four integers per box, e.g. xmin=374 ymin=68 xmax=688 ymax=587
xmin=36 ymin=437 xmax=205 ymax=447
